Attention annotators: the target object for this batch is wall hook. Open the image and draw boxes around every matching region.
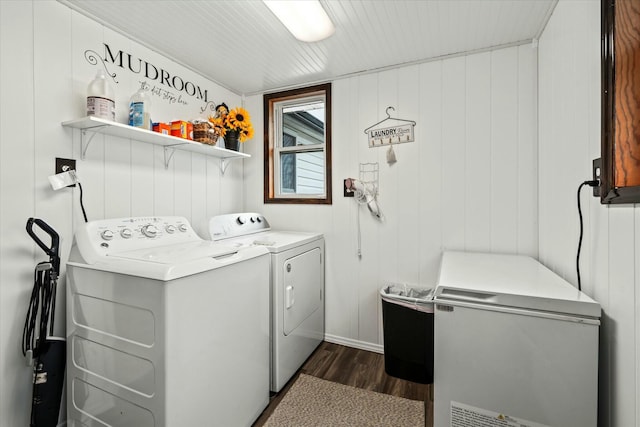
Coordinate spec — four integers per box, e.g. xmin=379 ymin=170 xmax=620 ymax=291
xmin=385 ymin=106 xmax=395 ymax=118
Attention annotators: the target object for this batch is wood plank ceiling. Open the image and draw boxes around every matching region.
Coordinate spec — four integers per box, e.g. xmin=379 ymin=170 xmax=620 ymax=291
xmin=59 ymin=0 xmax=557 ymax=95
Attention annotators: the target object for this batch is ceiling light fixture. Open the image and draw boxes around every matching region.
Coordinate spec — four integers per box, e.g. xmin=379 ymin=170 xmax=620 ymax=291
xmin=264 ymin=0 xmax=335 ymax=42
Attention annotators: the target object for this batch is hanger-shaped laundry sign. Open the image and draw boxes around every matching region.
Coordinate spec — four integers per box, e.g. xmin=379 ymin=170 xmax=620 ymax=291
xmin=363 ymin=106 xmax=416 ymax=148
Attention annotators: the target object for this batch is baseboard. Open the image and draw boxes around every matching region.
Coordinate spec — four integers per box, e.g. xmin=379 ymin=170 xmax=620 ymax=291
xmin=324 ymin=333 xmax=384 ymax=354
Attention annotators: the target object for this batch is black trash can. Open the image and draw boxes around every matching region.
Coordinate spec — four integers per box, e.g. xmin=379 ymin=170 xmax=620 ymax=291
xmin=380 ymin=283 xmax=434 ymax=384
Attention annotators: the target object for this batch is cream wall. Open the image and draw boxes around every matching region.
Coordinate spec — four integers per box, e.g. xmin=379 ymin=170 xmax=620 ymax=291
xmin=244 ymin=43 xmax=539 ymax=350
xmin=0 ymin=1 xmax=243 ymax=425
xmin=538 ymin=1 xmax=639 ymax=426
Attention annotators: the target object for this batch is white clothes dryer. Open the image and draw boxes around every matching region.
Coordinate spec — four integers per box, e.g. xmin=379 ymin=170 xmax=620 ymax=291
xmin=208 ymin=213 xmax=325 ymax=393
xmin=66 ymin=216 xmax=270 ymax=427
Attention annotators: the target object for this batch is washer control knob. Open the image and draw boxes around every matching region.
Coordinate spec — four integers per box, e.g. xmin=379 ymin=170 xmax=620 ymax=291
xmin=165 ymin=225 xmax=176 ymax=234
xmin=250 ymin=216 xmax=256 ymax=223
xmin=141 ymin=224 xmax=158 ymax=238
xmin=120 ymin=228 xmax=133 ymax=239
xmin=178 ymin=224 xmax=188 ymax=232
xmin=100 ymin=230 xmax=114 ymax=241
xmin=256 ymin=216 xmax=262 ymax=223
xmin=236 ymin=216 xmax=246 ymax=225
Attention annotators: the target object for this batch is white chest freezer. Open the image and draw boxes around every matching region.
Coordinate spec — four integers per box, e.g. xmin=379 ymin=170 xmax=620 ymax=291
xmin=433 ymin=251 xmax=600 ymax=427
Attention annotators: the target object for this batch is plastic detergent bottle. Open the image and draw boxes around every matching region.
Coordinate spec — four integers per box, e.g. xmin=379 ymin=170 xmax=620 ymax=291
xmin=128 ymin=88 xmax=152 ymax=130
xmin=86 ymin=69 xmax=115 ymax=120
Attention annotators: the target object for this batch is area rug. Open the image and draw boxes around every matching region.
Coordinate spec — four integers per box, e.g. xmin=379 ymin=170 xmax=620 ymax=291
xmin=263 ymin=374 xmax=424 ymax=427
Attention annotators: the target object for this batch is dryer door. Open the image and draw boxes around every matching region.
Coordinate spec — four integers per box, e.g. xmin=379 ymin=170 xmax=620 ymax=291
xmin=283 ymin=248 xmax=322 ymax=336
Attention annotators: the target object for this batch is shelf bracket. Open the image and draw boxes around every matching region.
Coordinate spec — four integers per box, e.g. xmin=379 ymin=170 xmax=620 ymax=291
xmin=163 ymin=146 xmax=177 ymax=169
xmin=162 ymin=143 xmax=191 ymax=169
xmin=80 ymin=126 xmax=107 ymax=160
xmin=220 ymin=158 xmax=231 ymax=175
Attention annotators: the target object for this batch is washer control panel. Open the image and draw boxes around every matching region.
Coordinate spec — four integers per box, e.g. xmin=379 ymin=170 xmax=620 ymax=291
xmin=75 ymin=216 xmax=200 ymax=262
xmin=209 ymin=213 xmax=271 ymax=241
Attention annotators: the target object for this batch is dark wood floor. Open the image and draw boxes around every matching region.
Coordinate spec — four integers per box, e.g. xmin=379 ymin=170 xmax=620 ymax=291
xmin=253 ymin=341 xmax=433 ymax=426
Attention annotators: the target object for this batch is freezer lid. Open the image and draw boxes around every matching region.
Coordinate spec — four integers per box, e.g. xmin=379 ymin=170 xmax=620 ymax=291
xmin=434 ymin=251 xmax=601 ymax=318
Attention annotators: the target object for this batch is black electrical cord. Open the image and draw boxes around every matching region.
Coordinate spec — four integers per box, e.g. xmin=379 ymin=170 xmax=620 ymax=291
xmin=78 ymin=182 xmax=88 ymax=223
xmin=576 ymin=180 xmax=599 ymax=292
xmin=22 ymin=263 xmax=57 ymax=358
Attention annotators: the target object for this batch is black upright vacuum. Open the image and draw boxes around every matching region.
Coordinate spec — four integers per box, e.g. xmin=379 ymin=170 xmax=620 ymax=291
xmin=23 ymin=218 xmax=66 ymax=427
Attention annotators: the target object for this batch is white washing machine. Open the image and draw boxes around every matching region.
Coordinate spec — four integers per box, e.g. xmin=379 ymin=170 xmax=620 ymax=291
xmin=208 ymin=213 xmax=325 ymax=393
xmin=66 ymin=216 xmax=270 ymax=427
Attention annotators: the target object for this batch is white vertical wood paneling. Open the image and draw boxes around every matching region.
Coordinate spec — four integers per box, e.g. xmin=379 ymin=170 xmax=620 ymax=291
xmin=32 ymin=5 xmax=74 ymax=373
xmin=441 ymin=56 xmax=466 ymax=250
xmin=356 ymin=73 xmax=381 ymax=345
xmin=152 ymin=147 xmax=174 ymax=215
xmin=205 ymin=157 xmax=221 ymax=217
xmin=582 ymin=0 xmax=606 ymax=299
xmin=0 ymin=3 xmax=244 ymax=425
xmin=490 ymin=48 xmax=519 ymax=253
xmin=31 ymin=6 xmax=74 ymax=421
xmin=590 ymin=102 xmax=612 ymax=427
xmin=71 ymin=11 xmax=108 ymax=222
xmin=581 ymin=3 xmax=612 ymax=423
xmin=323 ymin=79 xmax=347 ymax=340
xmin=105 ymin=137 xmax=133 ymax=218
xmin=102 ymin=29 xmax=134 ymax=220
xmin=0 ymin=2 xmax=36 ymax=426
xmin=538 ymin=0 xmax=582 ymax=282
xmin=130 ymin=142 xmax=155 ymax=217
xmin=465 ymin=52 xmax=492 ymax=252
xmin=220 ymin=154 xmax=244 ymax=213
xmin=323 ymin=77 xmax=359 ymax=340
xmin=608 ymin=206 xmax=637 ymax=427
xmin=517 ymin=44 xmax=538 ymax=257
xmin=539 ymin=1 xmax=639 ymax=426
xmin=190 ymin=155 xmax=207 ymax=236
xmin=376 ymin=68 xmax=399 ymax=344
xmin=345 ymin=76 xmax=362 ymax=340
xmin=248 ymin=44 xmax=537 ymax=349
xmin=173 ymin=150 xmax=192 ymax=219
xmin=418 ymin=60 xmax=444 ymax=286
xmin=537 ymin=0 xmax=553 ymax=273
xmin=396 ymin=64 xmax=421 ymax=285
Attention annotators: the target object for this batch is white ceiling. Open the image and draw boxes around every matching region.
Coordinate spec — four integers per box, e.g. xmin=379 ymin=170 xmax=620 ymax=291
xmin=59 ymin=0 xmax=557 ymax=95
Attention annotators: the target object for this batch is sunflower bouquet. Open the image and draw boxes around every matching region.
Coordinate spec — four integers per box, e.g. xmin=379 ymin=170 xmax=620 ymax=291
xmin=208 ymin=103 xmax=255 ymax=143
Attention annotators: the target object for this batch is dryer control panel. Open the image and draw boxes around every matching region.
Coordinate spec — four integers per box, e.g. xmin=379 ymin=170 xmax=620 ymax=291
xmin=74 ymin=216 xmax=200 ymax=263
xmin=209 ymin=212 xmax=271 ymax=241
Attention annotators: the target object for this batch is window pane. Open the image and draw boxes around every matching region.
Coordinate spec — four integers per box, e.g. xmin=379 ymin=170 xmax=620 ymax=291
xmin=283 ymin=132 xmax=296 ymax=148
xmin=281 ymin=152 xmax=296 ymax=193
xmin=282 ymin=104 xmax=324 ymax=147
xmin=280 ymin=152 xmax=325 ymax=195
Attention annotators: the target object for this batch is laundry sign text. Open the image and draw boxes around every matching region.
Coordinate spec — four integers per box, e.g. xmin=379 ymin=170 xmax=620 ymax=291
xmin=367 ymin=123 xmax=414 ymax=147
